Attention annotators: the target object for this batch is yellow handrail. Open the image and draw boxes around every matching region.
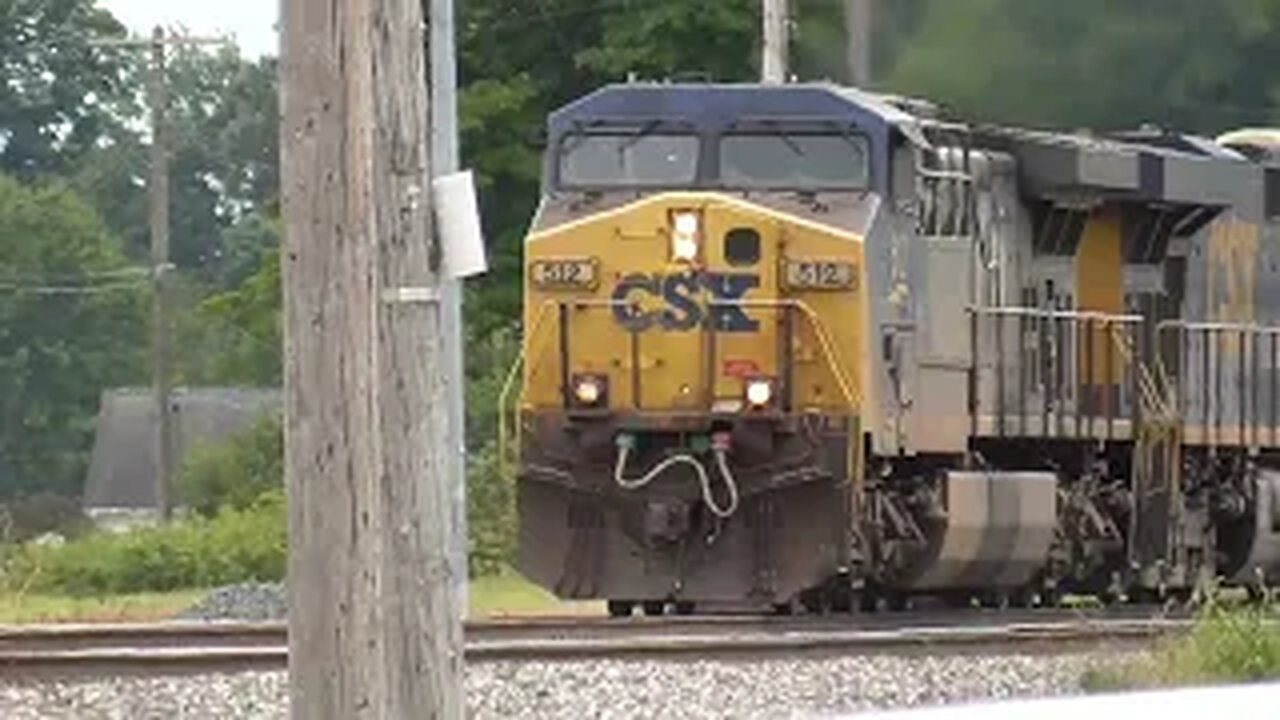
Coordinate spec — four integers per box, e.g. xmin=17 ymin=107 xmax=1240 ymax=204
xmin=496 ymin=297 xmax=863 ymax=473
xmin=731 ymin=298 xmax=863 ymax=412
xmin=496 ymin=300 xmax=559 ymax=477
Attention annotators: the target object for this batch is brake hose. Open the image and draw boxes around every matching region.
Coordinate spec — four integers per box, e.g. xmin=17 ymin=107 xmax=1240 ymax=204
xmin=614 ymin=444 xmax=740 ymax=519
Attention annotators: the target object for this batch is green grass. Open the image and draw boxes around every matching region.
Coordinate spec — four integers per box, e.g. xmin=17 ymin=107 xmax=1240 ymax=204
xmin=0 ymin=589 xmax=209 ymax=625
xmin=0 ymin=573 xmax=598 ymax=625
xmin=1083 ymin=599 xmax=1280 ymax=691
xmin=469 ymin=572 xmax=603 ymax=618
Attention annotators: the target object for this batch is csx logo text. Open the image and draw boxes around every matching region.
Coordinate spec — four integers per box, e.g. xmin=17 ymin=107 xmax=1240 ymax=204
xmin=611 ymin=271 xmax=760 ymax=333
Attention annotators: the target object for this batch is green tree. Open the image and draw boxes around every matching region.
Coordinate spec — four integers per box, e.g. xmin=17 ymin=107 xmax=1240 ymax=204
xmin=179 ymin=412 xmax=282 ymax=517
xmin=0 ymin=175 xmax=146 ymax=498
xmin=187 ymin=247 xmax=282 ymax=387
xmin=889 ymin=0 xmax=1280 ymax=133
xmin=70 ymin=45 xmax=281 ymax=284
xmin=0 ymin=0 xmax=127 ymax=176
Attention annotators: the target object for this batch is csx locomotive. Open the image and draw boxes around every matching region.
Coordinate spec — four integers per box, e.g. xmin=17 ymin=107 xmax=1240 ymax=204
xmin=502 ymin=81 xmax=1280 ymax=615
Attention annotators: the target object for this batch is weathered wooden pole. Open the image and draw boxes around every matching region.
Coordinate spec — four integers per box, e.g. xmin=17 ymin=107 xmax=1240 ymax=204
xmin=762 ymin=0 xmax=790 ymax=83
xmin=91 ymin=27 xmax=227 ymax=521
xmin=845 ymin=0 xmax=874 ymax=86
xmin=279 ymin=0 xmax=464 ymax=715
xmin=146 ymin=26 xmax=174 ymax=522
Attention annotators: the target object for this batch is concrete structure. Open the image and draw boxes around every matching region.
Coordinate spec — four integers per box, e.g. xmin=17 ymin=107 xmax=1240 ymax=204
xmin=81 ymin=387 xmax=280 ymax=528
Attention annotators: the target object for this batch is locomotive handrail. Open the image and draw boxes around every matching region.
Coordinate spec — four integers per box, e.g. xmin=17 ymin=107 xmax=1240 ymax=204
xmin=538 ymin=296 xmax=862 ymax=412
xmin=966 ymin=305 xmax=1145 ymax=324
xmin=1155 ymin=319 xmax=1280 ymax=335
xmin=497 ymin=300 xmax=561 ymax=477
xmin=718 ymin=297 xmax=863 ymax=410
xmin=499 ymin=296 xmax=862 ymax=470
xmin=1152 ymin=319 xmax=1280 ymax=450
xmin=965 ymin=304 xmax=1147 ymax=441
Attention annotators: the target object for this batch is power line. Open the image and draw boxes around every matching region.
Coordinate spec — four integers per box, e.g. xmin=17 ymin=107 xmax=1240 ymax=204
xmin=0 ymin=267 xmax=150 ymax=285
xmin=0 ymin=279 xmax=146 ymax=296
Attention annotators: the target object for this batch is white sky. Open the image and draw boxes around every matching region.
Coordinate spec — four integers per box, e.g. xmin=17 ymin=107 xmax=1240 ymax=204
xmin=98 ymin=0 xmax=280 ymax=58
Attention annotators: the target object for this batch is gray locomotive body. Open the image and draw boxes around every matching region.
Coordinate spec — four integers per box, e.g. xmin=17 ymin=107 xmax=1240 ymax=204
xmin=510 ymin=83 xmax=1280 ymax=613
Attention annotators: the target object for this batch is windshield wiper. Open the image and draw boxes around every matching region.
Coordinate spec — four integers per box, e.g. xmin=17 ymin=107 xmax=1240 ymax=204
xmin=617 ymin=119 xmax=662 ymax=152
xmin=812 ymin=118 xmax=865 ymax=153
xmin=560 ymin=119 xmax=599 ymax=155
xmin=758 ymin=119 xmax=806 ymax=157
xmin=560 ymin=119 xmax=663 ymax=158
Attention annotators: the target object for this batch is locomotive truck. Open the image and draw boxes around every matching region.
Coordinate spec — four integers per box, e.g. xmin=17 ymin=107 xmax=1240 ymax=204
xmin=501 ymin=82 xmax=1280 ymax=615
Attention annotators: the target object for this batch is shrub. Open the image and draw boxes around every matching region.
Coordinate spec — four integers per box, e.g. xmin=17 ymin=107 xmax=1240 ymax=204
xmin=4 ymin=490 xmax=286 ymax=596
xmin=467 ymin=440 xmax=516 ymax=577
xmin=0 ymin=492 xmax=90 ymax=543
xmin=179 ymin=412 xmax=283 ymax=517
xmin=1084 ymin=591 xmax=1280 ymax=690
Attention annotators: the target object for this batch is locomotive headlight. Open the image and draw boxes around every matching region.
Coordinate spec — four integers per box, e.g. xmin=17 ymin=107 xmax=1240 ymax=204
xmin=572 ymin=375 xmax=606 ymax=406
xmin=670 ymin=210 xmax=702 ymax=262
xmin=673 ymin=211 xmax=700 ymax=237
xmin=745 ymin=379 xmax=774 ymax=408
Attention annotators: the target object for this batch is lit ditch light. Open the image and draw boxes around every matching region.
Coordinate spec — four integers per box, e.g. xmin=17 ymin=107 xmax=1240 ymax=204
xmin=670 ymin=210 xmax=702 ymax=263
xmin=745 ymin=378 xmax=775 ymax=408
xmin=571 ymin=374 xmax=607 ymax=407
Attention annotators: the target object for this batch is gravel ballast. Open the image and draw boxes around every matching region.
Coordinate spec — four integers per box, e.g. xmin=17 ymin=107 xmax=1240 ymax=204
xmin=0 ymin=651 xmax=1135 ymax=719
xmin=177 ymin=583 xmax=288 ymax=622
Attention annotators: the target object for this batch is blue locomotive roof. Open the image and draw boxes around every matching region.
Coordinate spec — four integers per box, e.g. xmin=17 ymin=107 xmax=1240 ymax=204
xmin=547 ymin=82 xmax=913 ymax=137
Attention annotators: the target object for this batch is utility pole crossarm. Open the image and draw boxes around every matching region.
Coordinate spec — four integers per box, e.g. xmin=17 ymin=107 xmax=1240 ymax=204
xmin=90 ymin=35 xmax=228 ymax=48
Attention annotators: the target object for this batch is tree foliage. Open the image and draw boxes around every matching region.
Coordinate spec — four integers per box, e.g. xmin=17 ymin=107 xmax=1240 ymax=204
xmin=71 ymin=46 xmax=281 ymax=283
xmin=0 ymin=0 xmax=127 ymax=176
xmin=182 ymin=239 xmax=282 ymax=387
xmin=179 ymin=412 xmax=282 ymax=517
xmin=0 ymin=175 xmax=145 ymax=498
xmin=889 ymin=0 xmax=1280 ymax=133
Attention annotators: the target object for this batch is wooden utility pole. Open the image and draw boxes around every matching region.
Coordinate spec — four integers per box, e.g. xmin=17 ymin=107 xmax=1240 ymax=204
xmin=280 ymin=0 xmax=464 ymax=716
xmin=93 ymin=27 xmax=226 ymax=520
xmin=147 ymin=27 xmax=174 ymax=521
xmin=762 ymin=0 xmax=789 ymax=83
xmin=845 ymin=0 xmax=874 ymax=86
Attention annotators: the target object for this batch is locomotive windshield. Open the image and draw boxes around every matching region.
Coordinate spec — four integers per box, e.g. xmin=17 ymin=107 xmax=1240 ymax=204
xmin=719 ymin=132 xmax=870 ymax=190
xmin=558 ymin=132 xmax=700 ymax=187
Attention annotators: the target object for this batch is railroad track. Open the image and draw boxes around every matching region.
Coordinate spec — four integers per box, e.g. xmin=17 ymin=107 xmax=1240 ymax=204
xmin=0 ymin=610 xmax=1193 ymax=677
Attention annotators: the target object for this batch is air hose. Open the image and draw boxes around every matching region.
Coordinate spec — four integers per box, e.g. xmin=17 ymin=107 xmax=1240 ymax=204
xmin=613 ymin=434 xmax=740 ymax=519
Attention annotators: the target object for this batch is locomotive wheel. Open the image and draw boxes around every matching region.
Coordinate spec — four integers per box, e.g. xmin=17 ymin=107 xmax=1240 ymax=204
xmin=673 ymin=601 xmax=696 ymax=616
xmin=884 ymin=592 xmax=910 ymax=612
xmin=1037 ymin=587 xmax=1062 ymax=609
xmin=827 ymin=583 xmax=854 ymax=614
xmin=1246 ymin=584 xmax=1269 ymax=605
xmin=642 ymin=600 xmax=666 ymax=617
xmin=607 ymin=600 xmax=634 ymax=618
xmin=941 ymin=591 xmax=974 ymax=609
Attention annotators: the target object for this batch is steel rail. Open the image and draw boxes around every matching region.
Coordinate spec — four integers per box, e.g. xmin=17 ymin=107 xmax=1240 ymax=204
xmin=0 ymin=606 xmax=1198 ymax=649
xmin=0 ymin=614 xmax=1195 ymax=677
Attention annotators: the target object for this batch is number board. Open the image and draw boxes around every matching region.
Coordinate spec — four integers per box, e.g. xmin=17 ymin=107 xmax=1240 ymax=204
xmin=531 ymin=258 xmax=599 ymax=290
xmin=783 ymin=260 xmax=857 ymax=291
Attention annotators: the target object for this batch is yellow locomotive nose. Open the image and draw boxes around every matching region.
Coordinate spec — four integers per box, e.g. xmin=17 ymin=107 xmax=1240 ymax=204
xmin=520 ymin=192 xmax=865 ymax=419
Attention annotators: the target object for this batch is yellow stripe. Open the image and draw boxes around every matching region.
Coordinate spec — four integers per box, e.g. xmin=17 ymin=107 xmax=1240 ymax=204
xmin=526 ymin=191 xmax=870 ymax=244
